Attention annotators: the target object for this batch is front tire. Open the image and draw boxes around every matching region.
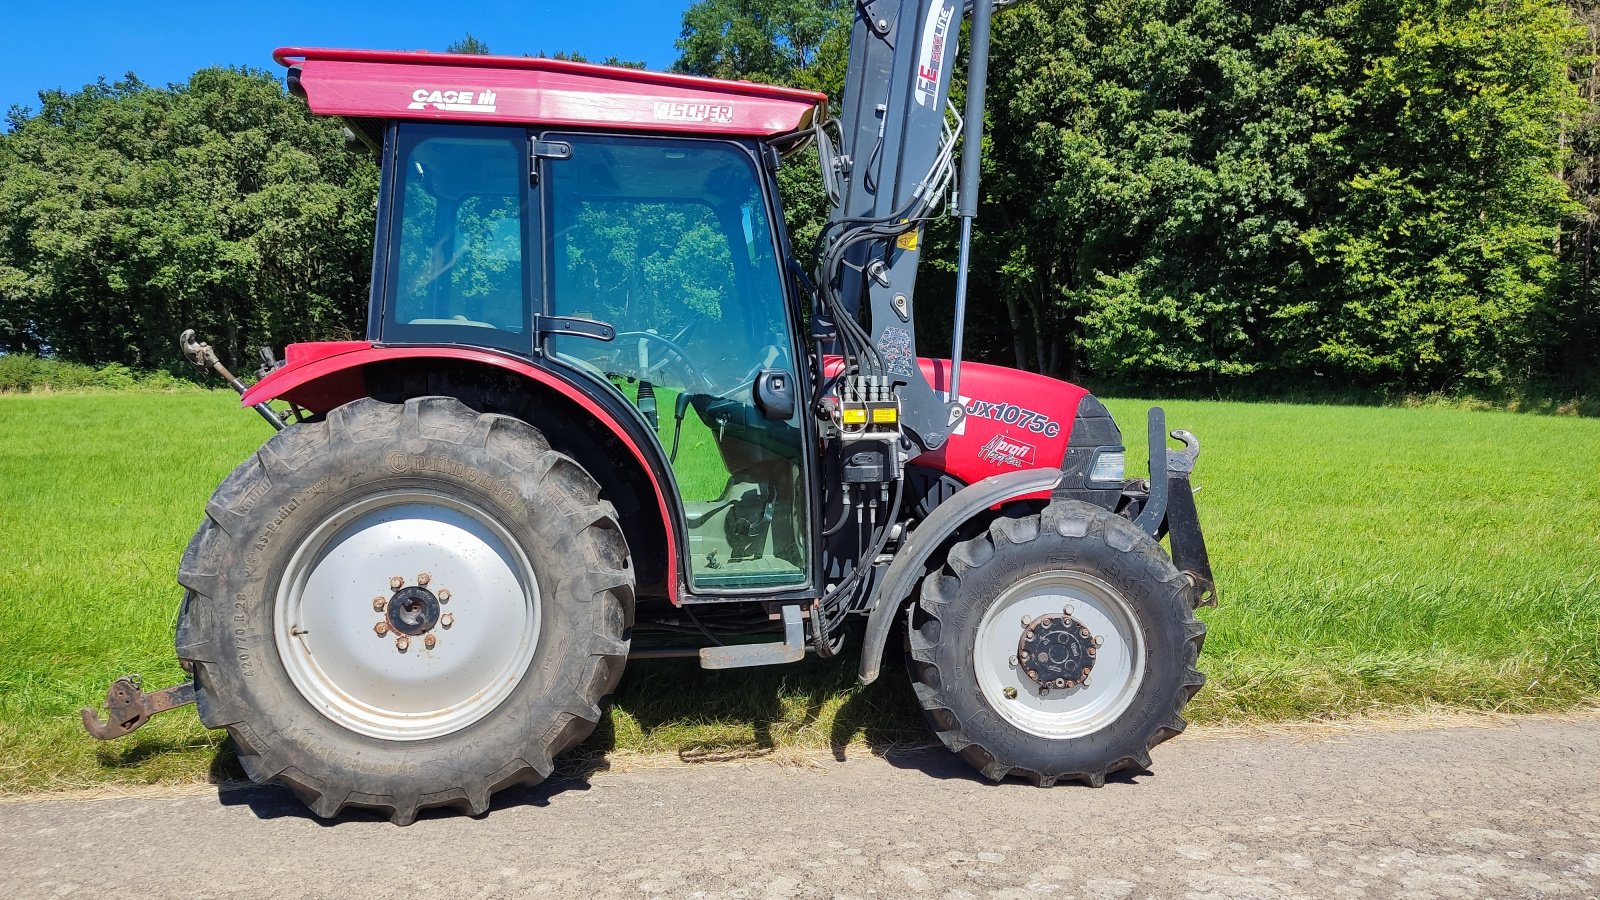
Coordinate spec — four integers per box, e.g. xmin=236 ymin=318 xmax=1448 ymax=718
xmin=176 ymin=397 xmax=633 ymax=823
xmin=906 ymin=501 xmax=1205 ymax=786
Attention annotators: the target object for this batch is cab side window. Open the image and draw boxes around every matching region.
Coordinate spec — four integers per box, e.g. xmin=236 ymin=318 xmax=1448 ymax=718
xmin=384 ymin=125 xmax=531 ymax=352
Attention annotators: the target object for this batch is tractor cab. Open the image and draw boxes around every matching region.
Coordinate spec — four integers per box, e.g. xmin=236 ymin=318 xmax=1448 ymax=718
xmin=283 ymin=49 xmax=826 ymax=593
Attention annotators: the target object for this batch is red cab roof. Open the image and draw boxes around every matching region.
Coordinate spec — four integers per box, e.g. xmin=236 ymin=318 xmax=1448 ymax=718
xmin=275 ymin=47 xmax=827 ymax=138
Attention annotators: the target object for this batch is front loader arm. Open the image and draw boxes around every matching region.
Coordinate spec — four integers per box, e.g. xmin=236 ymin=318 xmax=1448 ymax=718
xmin=820 ymin=0 xmax=1006 ymax=450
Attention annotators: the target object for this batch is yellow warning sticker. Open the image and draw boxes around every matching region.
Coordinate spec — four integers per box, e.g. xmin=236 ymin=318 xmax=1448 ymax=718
xmin=896 ymin=228 xmax=920 ymax=251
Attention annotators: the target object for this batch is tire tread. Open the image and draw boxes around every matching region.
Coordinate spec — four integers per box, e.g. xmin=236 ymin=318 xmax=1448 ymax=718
xmin=906 ymin=500 xmax=1206 ymax=787
xmin=176 ymin=396 xmax=633 ymax=824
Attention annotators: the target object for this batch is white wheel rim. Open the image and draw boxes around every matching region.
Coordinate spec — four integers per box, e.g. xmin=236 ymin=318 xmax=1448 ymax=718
xmin=973 ymin=570 xmax=1144 ymax=739
xmin=275 ymin=489 xmax=540 ymax=741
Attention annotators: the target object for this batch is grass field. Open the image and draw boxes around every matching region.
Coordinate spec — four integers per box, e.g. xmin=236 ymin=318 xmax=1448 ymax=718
xmin=2 ymin=391 xmax=1598 ymax=792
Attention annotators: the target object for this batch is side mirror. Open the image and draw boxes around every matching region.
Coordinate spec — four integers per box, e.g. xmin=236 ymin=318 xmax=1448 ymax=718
xmin=754 ymin=369 xmax=795 ymax=421
xmin=815 ymin=125 xmax=843 ymax=209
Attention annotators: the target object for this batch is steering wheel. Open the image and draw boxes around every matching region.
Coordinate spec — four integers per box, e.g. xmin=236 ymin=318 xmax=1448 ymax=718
xmin=611 ymin=329 xmax=712 ymax=394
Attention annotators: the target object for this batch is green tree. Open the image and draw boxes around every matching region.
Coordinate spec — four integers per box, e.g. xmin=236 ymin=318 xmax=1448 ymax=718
xmin=445 ymin=34 xmax=492 ymax=55
xmin=1295 ymin=0 xmax=1582 ymax=388
xmin=972 ymin=0 xmax=1579 ymax=388
xmin=0 ymin=69 xmax=378 ymax=370
xmin=674 ymin=0 xmax=847 ymax=84
xmin=533 ymin=50 xmax=648 ymax=69
xmin=676 ymin=0 xmax=1588 ymax=391
xmin=1552 ymin=0 xmax=1600 ymax=385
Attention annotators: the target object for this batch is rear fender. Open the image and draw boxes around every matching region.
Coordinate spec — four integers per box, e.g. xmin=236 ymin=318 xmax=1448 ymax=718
xmin=244 ymin=342 xmax=683 ymax=601
xmin=857 ymin=467 xmax=1063 ymax=684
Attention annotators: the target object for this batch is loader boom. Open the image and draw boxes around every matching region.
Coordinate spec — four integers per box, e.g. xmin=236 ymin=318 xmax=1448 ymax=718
xmin=820 ymin=0 xmax=1003 ymax=449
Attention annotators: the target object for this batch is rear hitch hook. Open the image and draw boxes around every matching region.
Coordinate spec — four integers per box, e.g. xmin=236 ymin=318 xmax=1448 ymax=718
xmin=80 ymin=675 xmax=197 ymax=741
xmin=178 ymin=329 xmax=286 ymax=431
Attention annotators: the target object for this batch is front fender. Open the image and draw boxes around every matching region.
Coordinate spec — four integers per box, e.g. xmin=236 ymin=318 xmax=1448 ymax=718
xmin=857 ymin=467 xmax=1063 ymax=685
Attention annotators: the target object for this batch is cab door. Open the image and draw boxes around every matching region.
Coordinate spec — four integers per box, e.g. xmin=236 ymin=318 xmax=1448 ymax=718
xmin=539 ymin=133 xmax=812 ymax=593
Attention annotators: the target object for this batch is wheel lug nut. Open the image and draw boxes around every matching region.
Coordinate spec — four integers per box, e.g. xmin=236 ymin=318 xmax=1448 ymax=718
xmin=1054 ymin=678 xmax=1066 ymax=689
xmin=373 ymin=596 xmax=386 ymax=612
xmin=395 ymin=635 xmax=410 ymax=652
xmin=1003 ymin=686 xmax=1018 ymax=700
xmin=440 ymin=613 xmax=454 ymax=629
xmin=373 ymin=621 xmax=390 ymax=637
xmin=389 ymin=576 xmax=404 ymax=591
xmin=1093 ymin=636 xmax=1104 ymax=647
xmin=437 ymin=589 xmax=450 ymax=602
xmin=424 ymin=634 xmax=437 ymax=650
xmin=1088 ymin=646 xmax=1097 ymax=657
xmin=417 ymin=572 xmax=431 ymax=587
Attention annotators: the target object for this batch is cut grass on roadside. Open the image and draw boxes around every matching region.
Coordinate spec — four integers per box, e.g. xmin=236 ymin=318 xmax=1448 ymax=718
xmin=1 ymin=392 xmax=1597 ymax=793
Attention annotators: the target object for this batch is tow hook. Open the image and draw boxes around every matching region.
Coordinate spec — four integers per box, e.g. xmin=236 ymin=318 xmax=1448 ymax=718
xmin=80 ymin=675 xmax=197 ymax=740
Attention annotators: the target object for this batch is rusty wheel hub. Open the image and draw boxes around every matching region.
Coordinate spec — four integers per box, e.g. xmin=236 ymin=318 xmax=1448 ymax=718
xmin=386 ymin=585 xmax=442 ymax=636
xmin=1016 ymin=613 xmax=1097 ymax=690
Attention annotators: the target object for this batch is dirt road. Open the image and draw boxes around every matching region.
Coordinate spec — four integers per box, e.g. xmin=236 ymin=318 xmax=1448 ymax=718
xmin=3 ymin=713 xmax=1598 ymax=899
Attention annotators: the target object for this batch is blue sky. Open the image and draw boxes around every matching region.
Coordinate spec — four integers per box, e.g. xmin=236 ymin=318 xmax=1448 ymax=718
xmin=1 ymin=1 xmax=689 ymax=114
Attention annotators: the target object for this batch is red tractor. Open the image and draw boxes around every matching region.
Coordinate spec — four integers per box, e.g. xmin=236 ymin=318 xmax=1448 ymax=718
xmin=84 ymin=0 xmax=1214 ymax=824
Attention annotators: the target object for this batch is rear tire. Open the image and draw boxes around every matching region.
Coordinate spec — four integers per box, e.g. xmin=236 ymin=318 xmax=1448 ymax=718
xmin=906 ymin=500 xmax=1204 ymax=786
xmin=176 ymin=397 xmax=633 ymax=824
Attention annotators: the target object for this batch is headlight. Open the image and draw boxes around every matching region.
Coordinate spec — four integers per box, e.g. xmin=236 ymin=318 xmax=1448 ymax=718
xmin=1088 ymin=449 xmax=1125 ymax=485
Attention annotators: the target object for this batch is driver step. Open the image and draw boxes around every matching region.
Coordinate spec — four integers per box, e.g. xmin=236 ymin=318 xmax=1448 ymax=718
xmin=699 ymin=605 xmax=805 ymax=669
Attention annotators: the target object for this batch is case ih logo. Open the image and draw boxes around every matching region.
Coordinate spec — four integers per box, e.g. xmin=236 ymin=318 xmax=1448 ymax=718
xmin=654 ymin=101 xmax=735 ymax=124
xmin=980 ymin=434 xmax=1036 ymax=468
xmin=914 ymin=2 xmax=955 ymax=107
xmin=408 ymin=88 xmax=498 ymax=113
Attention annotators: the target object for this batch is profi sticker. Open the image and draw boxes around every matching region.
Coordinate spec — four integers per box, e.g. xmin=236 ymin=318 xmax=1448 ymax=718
xmin=408 ymin=88 xmax=498 ymax=113
xmin=980 ymin=434 xmax=1037 ymax=468
xmin=914 ymin=1 xmax=956 ymax=107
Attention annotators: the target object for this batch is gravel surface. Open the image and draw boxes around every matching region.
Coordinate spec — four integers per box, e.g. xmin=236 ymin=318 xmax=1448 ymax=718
xmin=3 ymin=713 xmax=1598 ymax=899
